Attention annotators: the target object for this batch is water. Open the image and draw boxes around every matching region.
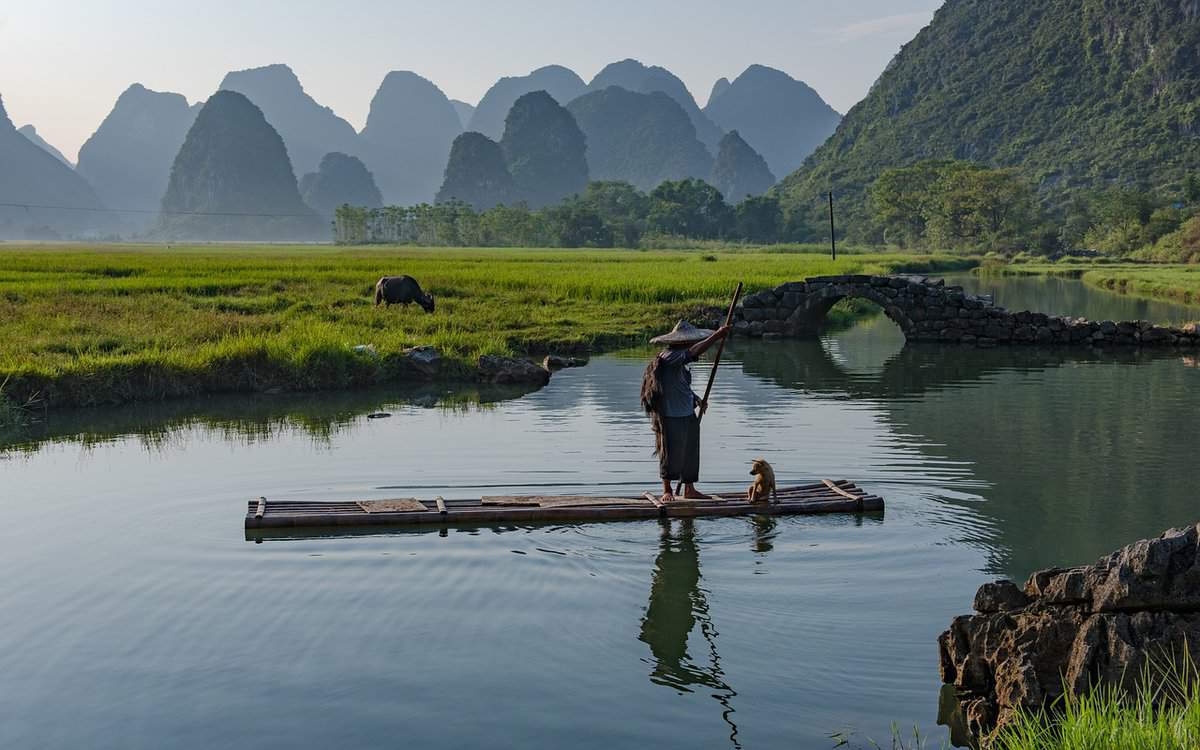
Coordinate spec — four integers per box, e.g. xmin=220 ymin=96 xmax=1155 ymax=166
xmin=2 ymin=276 xmax=1198 ymax=749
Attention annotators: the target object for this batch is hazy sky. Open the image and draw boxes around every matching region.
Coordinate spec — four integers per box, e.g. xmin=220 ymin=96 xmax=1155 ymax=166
xmin=0 ymin=1 xmax=941 ymax=161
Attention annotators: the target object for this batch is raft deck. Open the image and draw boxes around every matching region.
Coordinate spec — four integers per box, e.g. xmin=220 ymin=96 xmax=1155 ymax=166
xmin=244 ymin=480 xmax=883 ymax=530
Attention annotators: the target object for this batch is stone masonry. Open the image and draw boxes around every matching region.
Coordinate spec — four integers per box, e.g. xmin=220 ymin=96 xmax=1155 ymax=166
xmin=732 ymin=275 xmax=1200 ymax=347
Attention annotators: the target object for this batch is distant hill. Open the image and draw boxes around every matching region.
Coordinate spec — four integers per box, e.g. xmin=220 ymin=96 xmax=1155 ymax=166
xmin=436 ymin=132 xmax=516 ymax=210
xmin=710 ymin=130 xmax=776 ymax=201
xmin=703 ymin=65 xmax=841 ymax=180
xmin=567 ymin=87 xmax=712 ymax=192
xmin=300 ymin=152 xmax=383 ymax=220
xmin=500 ymin=91 xmax=588 ymax=208
xmin=450 ymin=100 xmax=475 ymax=130
xmin=156 ymin=90 xmax=322 ymax=241
xmin=218 ymin=63 xmax=360 ymax=176
xmin=587 ymin=59 xmax=723 ymax=153
xmin=76 ymin=83 xmax=199 ymax=229
xmin=707 ymin=78 xmax=731 ymax=107
xmin=0 ymin=95 xmax=110 ymax=239
xmin=467 ymin=65 xmax=587 ymax=140
xmin=18 ymin=125 xmax=72 ymax=167
xmin=359 ymin=71 xmax=463 ymax=206
xmin=776 ymin=0 xmax=1200 ymax=239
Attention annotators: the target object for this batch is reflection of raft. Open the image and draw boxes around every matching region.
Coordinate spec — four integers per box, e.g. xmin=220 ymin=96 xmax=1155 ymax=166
xmin=243 ymin=480 xmax=883 ymax=529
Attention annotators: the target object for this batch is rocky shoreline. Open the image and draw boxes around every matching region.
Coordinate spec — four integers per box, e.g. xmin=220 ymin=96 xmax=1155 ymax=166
xmin=938 ymin=523 xmax=1200 ymax=743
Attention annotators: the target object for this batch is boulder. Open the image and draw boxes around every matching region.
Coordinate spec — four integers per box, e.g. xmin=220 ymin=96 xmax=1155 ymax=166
xmin=939 ymin=524 xmax=1200 ymax=742
xmin=401 ymin=345 xmax=443 ymax=379
xmin=543 ymin=354 xmax=586 ymax=370
xmin=478 ymin=355 xmax=551 ymax=386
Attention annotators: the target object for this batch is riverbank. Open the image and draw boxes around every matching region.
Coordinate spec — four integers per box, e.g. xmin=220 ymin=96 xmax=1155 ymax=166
xmin=980 ymin=259 xmax=1200 ymax=308
xmin=0 ymin=244 xmax=976 ymax=411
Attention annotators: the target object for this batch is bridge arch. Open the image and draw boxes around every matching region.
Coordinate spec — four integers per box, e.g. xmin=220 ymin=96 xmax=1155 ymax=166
xmin=731 ymin=274 xmax=1197 ymax=347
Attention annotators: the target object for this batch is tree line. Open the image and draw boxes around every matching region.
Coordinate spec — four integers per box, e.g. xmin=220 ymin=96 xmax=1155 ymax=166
xmin=335 ymin=161 xmax=1200 ymax=261
xmin=335 ymin=179 xmax=789 ymax=247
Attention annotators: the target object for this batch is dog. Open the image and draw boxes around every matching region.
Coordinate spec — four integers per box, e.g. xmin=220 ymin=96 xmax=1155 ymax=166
xmin=747 ymin=458 xmax=777 ymax=504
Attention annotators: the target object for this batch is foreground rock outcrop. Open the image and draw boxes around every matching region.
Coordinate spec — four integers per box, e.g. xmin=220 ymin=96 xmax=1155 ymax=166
xmin=939 ymin=523 xmax=1200 ymax=741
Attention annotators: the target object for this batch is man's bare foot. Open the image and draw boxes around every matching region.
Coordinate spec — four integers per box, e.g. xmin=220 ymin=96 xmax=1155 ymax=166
xmin=682 ymin=486 xmax=711 ymax=500
xmin=660 ymin=492 xmax=677 ymax=503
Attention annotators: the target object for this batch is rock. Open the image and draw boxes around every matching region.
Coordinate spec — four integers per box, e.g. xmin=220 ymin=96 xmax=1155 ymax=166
xmin=402 ymin=345 xmax=443 ymax=378
xmin=543 ymin=354 xmax=585 ymax=370
xmin=939 ymin=524 xmax=1200 ymax=742
xmin=478 ymin=355 xmax=551 ymax=386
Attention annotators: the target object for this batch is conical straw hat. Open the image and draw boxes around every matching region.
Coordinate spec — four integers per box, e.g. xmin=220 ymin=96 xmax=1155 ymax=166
xmin=650 ymin=320 xmax=714 ymax=345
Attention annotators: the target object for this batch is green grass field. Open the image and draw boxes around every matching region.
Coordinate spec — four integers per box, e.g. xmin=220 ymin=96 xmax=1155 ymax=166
xmin=0 ymin=244 xmax=976 ymax=411
xmin=982 ymin=258 xmax=1200 ymax=307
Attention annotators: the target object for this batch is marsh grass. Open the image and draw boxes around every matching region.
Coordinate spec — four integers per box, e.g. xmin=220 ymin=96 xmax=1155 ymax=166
xmin=0 ymin=244 xmax=975 ymax=407
xmin=977 ymin=259 xmax=1200 ymax=308
xmin=993 ymin=652 xmax=1200 ymax=750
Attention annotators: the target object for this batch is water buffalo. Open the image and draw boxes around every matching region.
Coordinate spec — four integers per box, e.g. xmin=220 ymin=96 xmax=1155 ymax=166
xmin=374 ymin=275 xmax=435 ymax=313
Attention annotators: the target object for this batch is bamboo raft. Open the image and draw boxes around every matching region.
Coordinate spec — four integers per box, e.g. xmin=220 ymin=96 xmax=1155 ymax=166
xmin=243 ymin=480 xmax=883 ymax=530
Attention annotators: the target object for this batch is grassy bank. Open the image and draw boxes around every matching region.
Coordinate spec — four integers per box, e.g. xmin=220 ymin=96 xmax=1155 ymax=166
xmin=981 ymin=258 xmax=1200 ymax=308
xmin=0 ymin=244 xmax=975 ymax=408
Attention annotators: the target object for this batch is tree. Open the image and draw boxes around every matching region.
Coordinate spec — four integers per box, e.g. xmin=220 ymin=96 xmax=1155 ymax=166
xmin=871 ymin=160 xmax=1038 ymax=251
xmin=577 ymin=181 xmax=649 ymax=246
xmin=545 ymin=202 xmax=612 ymax=247
xmin=871 ymin=160 xmax=963 ymax=246
xmin=734 ymin=195 xmax=782 ymax=243
xmin=646 ymin=179 xmax=733 ymax=239
xmin=1186 ymin=174 xmax=1200 ymax=205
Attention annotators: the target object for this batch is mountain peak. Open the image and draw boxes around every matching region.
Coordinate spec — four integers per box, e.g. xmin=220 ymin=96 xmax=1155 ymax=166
xmin=217 ymin=63 xmax=359 ymax=177
xmin=18 ymin=125 xmax=73 ymax=167
xmin=704 ymin=64 xmax=840 ymax=178
xmin=467 ymin=65 xmax=586 ymax=140
xmin=220 ymin=63 xmax=302 ymax=91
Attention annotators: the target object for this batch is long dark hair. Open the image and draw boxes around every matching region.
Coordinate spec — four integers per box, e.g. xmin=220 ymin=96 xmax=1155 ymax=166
xmin=641 ymin=353 xmax=666 ymax=457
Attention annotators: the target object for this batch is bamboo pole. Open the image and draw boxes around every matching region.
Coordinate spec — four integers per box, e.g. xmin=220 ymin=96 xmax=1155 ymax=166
xmin=676 ymin=282 xmax=743 ymax=496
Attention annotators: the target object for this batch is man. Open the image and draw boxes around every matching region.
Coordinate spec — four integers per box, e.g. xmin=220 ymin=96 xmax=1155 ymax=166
xmin=640 ymin=320 xmax=731 ymax=502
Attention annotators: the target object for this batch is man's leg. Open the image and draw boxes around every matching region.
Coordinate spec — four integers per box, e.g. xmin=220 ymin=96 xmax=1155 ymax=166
xmin=681 ymin=415 xmax=709 ymax=499
xmin=659 ymin=418 xmax=680 ymax=502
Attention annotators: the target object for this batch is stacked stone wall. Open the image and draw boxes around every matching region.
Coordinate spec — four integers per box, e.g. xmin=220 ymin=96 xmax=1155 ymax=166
xmin=730 ymin=275 xmax=1199 ymax=347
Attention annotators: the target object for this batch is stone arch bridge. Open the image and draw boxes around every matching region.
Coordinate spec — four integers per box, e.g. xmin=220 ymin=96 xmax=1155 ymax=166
xmin=731 ymin=275 xmax=1198 ymax=347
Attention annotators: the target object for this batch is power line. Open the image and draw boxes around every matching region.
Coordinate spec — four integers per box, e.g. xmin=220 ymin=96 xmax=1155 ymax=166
xmin=0 ymin=201 xmax=320 ymax=218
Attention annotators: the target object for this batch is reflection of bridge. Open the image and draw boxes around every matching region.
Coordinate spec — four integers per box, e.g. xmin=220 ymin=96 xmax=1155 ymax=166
xmin=734 ymin=275 xmax=1199 ymax=347
xmin=735 ymin=335 xmax=1182 ymax=402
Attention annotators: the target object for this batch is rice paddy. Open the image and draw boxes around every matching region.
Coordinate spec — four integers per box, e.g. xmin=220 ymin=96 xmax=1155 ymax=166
xmin=0 ymin=244 xmax=976 ymax=408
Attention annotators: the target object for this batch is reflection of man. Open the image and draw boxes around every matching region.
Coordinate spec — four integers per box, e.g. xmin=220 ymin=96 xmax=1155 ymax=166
xmin=639 ymin=519 xmax=736 ymax=695
xmin=639 ymin=519 xmax=743 ymax=749
xmin=639 ymin=519 xmax=707 ymax=689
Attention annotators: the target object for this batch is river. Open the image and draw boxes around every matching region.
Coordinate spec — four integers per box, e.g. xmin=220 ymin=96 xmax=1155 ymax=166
xmin=2 ymin=275 xmax=1197 ymax=749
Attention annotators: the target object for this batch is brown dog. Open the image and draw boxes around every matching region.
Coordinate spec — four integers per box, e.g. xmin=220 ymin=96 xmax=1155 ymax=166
xmin=747 ymin=458 xmax=776 ymax=504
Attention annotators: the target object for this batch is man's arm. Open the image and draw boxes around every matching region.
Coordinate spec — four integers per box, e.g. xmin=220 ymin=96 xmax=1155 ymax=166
xmin=687 ymin=325 xmax=732 ymax=360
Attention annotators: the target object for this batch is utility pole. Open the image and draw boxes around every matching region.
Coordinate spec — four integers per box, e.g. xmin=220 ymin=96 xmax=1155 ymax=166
xmin=828 ymin=191 xmax=837 ymax=260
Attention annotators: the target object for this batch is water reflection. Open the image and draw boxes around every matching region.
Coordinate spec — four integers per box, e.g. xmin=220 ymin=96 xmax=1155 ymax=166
xmin=0 ymin=381 xmax=541 ymax=454
xmin=640 ymin=519 xmax=741 ymax=749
